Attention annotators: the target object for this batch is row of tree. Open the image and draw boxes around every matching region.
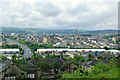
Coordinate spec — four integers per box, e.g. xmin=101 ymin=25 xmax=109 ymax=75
xmin=18 ymin=40 xmax=54 ymax=53
xmin=2 ymin=44 xmax=24 ymax=55
xmin=36 ymin=60 xmax=70 ymax=73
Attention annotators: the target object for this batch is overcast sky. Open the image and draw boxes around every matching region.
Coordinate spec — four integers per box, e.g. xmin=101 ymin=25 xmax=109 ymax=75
xmin=0 ymin=0 xmax=119 ymax=30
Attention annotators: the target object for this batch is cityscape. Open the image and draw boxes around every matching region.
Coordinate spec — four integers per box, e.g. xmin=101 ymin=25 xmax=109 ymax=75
xmin=0 ymin=0 xmax=120 ymax=79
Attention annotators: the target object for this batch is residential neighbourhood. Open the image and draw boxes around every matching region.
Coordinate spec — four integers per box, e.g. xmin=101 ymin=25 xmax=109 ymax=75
xmin=2 ymin=31 xmax=120 ymax=49
xmin=0 ymin=30 xmax=120 ymax=79
xmin=0 ymin=0 xmax=119 ymax=79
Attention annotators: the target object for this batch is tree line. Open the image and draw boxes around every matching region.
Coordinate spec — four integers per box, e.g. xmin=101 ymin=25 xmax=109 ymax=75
xmin=2 ymin=44 xmax=24 ymax=55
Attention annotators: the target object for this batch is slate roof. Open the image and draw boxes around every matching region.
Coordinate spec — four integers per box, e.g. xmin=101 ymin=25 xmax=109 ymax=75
xmin=102 ymin=59 xmax=109 ymax=63
xmin=84 ymin=58 xmax=89 ymax=61
xmin=98 ymin=54 xmax=116 ymax=57
xmin=30 ymin=58 xmax=66 ymax=66
xmin=87 ymin=61 xmax=92 ymax=65
xmin=18 ymin=62 xmax=39 ymax=72
xmin=0 ymin=60 xmax=13 ymax=73
xmin=87 ymin=60 xmax=98 ymax=66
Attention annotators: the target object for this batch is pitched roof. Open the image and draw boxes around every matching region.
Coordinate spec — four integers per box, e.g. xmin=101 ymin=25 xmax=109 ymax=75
xmin=18 ymin=62 xmax=39 ymax=72
xmin=87 ymin=60 xmax=98 ymax=66
xmin=0 ymin=60 xmax=13 ymax=73
xmin=30 ymin=58 xmax=65 ymax=65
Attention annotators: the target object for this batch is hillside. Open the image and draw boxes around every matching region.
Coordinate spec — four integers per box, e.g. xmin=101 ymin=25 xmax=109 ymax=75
xmin=1 ymin=27 xmax=118 ymax=34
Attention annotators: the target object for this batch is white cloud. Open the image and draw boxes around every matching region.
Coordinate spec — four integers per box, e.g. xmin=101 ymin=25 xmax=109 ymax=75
xmin=0 ymin=0 xmax=119 ymax=30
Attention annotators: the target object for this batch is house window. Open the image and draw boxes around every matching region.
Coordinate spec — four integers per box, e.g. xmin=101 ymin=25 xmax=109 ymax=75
xmin=28 ymin=74 xmax=35 ymax=78
xmin=5 ymin=74 xmax=15 ymax=80
xmin=28 ymin=74 xmax=29 ymax=78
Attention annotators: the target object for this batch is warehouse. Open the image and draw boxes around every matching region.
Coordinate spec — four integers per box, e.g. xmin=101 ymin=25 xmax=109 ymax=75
xmin=37 ymin=49 xmax=106 ymax=53
xmin=0 ymin=49 xmax=20 ymax=59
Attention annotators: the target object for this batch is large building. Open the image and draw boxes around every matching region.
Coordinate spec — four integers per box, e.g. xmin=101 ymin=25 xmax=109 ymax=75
xmin=112 ymin=37 xmax=116 ymax=42
xmin=43 ymin=37 xmax=53 ymax=44
xmin=37 ymin=49 xmax=106 ymax=53
xmin=0 ymin=49 xmax=20 ymax=59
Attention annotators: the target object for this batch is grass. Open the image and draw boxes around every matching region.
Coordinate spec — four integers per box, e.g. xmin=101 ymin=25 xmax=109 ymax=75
xmin=92 ymin=67 xmax=118 ymax=78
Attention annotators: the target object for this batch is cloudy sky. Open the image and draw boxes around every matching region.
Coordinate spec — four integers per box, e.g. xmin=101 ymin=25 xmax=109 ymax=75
xmin=0 ymin=0 xmax=119 ymax=30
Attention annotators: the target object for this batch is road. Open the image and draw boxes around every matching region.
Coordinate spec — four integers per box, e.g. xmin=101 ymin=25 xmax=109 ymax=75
xmin=7 ymin=39 xmax=33 ymax=59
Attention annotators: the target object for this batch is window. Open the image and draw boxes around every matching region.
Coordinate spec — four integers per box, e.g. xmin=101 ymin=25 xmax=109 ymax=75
xmin=27 ymin=74 xmax=35 ymax=78
xmin=5 ymin=76 xmax=15 ymax=80
xmin=27 ymin=74 xmax=30 ymax=78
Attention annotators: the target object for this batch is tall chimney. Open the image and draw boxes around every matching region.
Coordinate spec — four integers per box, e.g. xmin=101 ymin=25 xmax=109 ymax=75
xmin=75 ymin=29 xmax=77 ymax=40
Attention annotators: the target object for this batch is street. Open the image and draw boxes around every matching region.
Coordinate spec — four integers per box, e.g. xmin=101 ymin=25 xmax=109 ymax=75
xmin=7 ymin=39 xmax=33 ymax=59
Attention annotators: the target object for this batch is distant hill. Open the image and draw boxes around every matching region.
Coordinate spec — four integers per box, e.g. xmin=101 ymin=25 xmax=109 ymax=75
xmin=1 ymin=27 xmax=119 ymax=35
xmin=1 ymin=27 xmax=86 ymax=34
xmin=86 ymin=30 xmax=119 ymax=34
xmin=2 ymin=27 xmax=26 ymax=34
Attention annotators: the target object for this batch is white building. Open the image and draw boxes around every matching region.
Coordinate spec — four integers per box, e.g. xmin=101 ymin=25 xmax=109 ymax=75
xmin=66 ymin=52 xmax=78 ymax=58
xmin=53 ymin=42 xmax=66 ymax=47
xmin=37 ymin=49 xmax=106 ymax=53
xmin=107 ymin=50 xmax=120 ymax=56
xmin=0 ymin=49 xmax=20 ymax=59
xmin=11 ymin=33 xmax=15 ymax=36
xmin=37 ymin=49 xmax=120 ymax=57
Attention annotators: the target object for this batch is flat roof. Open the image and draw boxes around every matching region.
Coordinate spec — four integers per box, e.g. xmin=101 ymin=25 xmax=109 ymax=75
xmin=0 ymin=49 xmax=20 ymax=52
xmin=107 ymin=50 xmax=120 ymax=53
xmin=37 ymin=49 xmax=106 ymax=52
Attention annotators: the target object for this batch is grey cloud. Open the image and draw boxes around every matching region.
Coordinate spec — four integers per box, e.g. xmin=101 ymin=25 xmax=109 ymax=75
xmin=34 ymin=2 xmax=61 ymax=17
xmin=0 ymin=1 xmax=118 ymax=30
xmin=67 ymin=3 xmax=90 ymax=16
xmin=0 ymin=2 xmax=32 ymax=27
xmin=52 ymin=2 xmax=117 ymax=30
xmin=1 ymin=2 xmax=31 ymax=18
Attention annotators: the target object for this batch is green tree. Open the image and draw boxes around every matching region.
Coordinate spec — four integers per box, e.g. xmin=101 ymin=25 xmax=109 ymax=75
xmin=46 ymin=43 xmax=53 ymax=47
xmin=62 ymin=59 xmax=118 ymax=78
xmin=36 ymin=61 xmax=51 ymax=72
xmin=12 ymin=54 xmax=17 ymax=61
xmin=0 ymin=55 xmax=7 ymax=61
xmin=103 ymin=46 xmax=109 ymax=50
xmin=73 ymin=55 xmax=86 ymax=65
xmin=89 ymin=63 xmax=110 ymax=76
xmin=61 ymin=61 xmax=70 ymax=71
xmin=51 ymin=61 xmax=60 ymax=69
xmin=26 ymin=57 xmax=31 ymax=61
xmin=46 ymin=55 xmax=60 ymax=58
xmin=88 ymin=54 xmax=94 ymax=61
xmin=35 ymin=52 xmax=42 ymax=59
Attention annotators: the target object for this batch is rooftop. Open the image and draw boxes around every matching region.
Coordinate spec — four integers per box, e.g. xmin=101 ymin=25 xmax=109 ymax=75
xmin=0 ymin=60 xmax=13 ymax=73
xmin=0 ymin=49 xmax=20 ymax=52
